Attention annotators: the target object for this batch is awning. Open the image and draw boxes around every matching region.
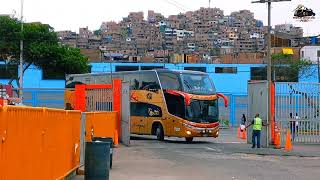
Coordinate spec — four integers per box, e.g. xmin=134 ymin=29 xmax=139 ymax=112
xmin=282 ymin=48 xmax=294 ymax=55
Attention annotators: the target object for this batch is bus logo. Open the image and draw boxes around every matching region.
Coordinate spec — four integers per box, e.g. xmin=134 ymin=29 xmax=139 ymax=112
xmin=147 ymin=93 xmax=153 ymax=100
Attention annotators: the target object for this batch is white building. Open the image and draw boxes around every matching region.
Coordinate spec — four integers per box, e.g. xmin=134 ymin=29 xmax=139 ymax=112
xmin=300 ymin=46 xmax=320 ymax=64
xmin=165 ymin=28 xmax=177 ymax=36
xmin=187 ymin=43 xmax=196 ymax=51
xmin=176 ymin=29 xmax=194 ymax=41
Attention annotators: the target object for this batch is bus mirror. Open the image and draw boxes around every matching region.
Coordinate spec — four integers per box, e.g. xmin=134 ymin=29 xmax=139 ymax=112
xmin=217 ymin=93 xmax=228 ymax=107
xmin=166 ymin=89 xmax=191 ymax=106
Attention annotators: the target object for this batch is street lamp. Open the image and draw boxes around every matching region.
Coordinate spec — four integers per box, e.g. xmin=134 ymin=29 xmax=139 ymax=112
xmin=251 ymin=0 xmax=291 ymax=145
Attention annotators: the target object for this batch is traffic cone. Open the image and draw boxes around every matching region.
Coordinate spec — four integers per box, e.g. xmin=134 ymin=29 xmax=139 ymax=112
xmin=237 ymin=127 xmax=241 ymax=139
xmin=285 ymin=129 xmax=292 ymax=151
xmin=114 ymin=130 xmax=119 ymax=146
xmin=241 ymin=129 xmax=247 ymax=140
xmin=275 ymin=132 xmax=281 ymax=149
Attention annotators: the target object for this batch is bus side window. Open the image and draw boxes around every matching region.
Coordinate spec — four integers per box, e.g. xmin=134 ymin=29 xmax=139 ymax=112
xmin=139 ymin=72 xmax=160 ymax=91
xmin=158 ymin=73 xmax=181 ymax=91
xmin=125 ymin=73 xmax=140 ymax=90
xmin=131 ymin=102 xmax=162 ymax=117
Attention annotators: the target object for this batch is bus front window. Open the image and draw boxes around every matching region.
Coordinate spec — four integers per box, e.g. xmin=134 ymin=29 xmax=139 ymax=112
xmin=186 ymin=99 xmax=219 ymax=123
xmin=181 ymin=74 xmax=216 ymax=95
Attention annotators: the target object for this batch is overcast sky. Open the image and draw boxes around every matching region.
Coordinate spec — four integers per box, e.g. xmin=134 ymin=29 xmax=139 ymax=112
xmin=1 ymin=0 xmax=319 ymax=36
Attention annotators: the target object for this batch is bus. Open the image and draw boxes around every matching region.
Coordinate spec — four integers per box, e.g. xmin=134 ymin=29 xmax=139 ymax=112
xmin=66 ymin=69 xmax=228 ymax=142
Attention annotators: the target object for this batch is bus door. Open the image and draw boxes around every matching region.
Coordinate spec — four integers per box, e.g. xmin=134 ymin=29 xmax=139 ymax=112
xmin=138 ymin=71 xmax=163 ymax=134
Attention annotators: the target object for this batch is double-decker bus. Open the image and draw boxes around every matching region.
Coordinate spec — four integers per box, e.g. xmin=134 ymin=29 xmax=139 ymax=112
xmin=66 ymin=69 xmax=228 ymax=142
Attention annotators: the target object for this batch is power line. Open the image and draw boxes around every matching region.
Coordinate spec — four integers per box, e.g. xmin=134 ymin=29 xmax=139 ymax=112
xmin=161 ymin=0 xmax=190 ymax=12
xmin=169 ymin=0 xmax=191 ymax=11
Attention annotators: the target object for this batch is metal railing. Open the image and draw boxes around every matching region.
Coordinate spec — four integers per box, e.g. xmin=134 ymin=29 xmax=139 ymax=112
xmin=275 ymin=82 xmax=320 ymax=144
xmin=86 ymin=88 xmax=113 ymax=112
xmin=13 ymin=89 xmax=249 ymax=127
xmin=13 ymin=88 xmax=65 ymax=108
xmin=278 ymin=119 xmax=320 ymax=143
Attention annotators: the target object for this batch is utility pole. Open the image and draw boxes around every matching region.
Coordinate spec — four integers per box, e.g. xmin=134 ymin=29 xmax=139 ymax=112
xmin=19 ymin=0 xmax=24 ymax=100
xmin=209 ymin=0 xmax=211 ymax=8
xmin=317 ymin=50 xmax=320 ymax=83
xmin=251 ymin=0 xmax=291 ymax=145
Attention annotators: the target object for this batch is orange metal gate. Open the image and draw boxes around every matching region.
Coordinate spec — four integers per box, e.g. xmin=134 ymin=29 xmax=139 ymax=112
xmin=74 ymin=79 xmax=122 ymax=139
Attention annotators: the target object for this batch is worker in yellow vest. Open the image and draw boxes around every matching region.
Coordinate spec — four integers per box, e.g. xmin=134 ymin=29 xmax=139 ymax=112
xmin=247 ymin=113 xmax=268 ymax=148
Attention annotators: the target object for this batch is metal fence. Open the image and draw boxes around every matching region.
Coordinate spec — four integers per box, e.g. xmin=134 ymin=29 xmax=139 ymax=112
xmin=14 ymin=89 xmax=248 ymax=127
xmin=13 ymin=88 xmax=65 ymax=109
xmin=278 ymin=120 xmax=320 ymax=144
xmin=86 ymin=88 xmax=113 ymax=112
xmin=218 ymin=93 xmax=248 ymax=128
xmin=275 ymin=82 xmax=320 ymax=143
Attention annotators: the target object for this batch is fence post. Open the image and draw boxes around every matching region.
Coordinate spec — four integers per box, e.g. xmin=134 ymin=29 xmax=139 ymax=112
xmin=80 ymin=113 xmax=86 ymax=166
xmin=32 ymin=90 xmax=37 ymax=107
xmin=75 ymin=85 xmax=86 ymax=112
xmin=112 ymin=79 xmax=122 ymax=139
xmin=270 ymin=82 xmax=275 ymax=144
xmin=229 ymin=95 xmax=236 ymax=126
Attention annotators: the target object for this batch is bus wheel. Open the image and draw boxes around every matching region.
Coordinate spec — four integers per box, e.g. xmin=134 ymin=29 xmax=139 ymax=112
xmin=156 ymin=125 xmax=164 ymax=141
xmin=185 ymin=137 xmax=193 ymax=143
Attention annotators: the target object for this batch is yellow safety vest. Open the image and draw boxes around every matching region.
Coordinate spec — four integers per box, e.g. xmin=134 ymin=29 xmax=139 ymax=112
xmin=253 ymin=117 xmax=262 ymax=131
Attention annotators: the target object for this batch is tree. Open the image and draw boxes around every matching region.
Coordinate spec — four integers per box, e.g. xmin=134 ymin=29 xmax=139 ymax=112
xmin=0 ymin=16 xmax=21 ymax=60
xmin=271 ymin=53 xmax=314 ymax=82
xmin=0 ymin=16 xmax=90 ymax=87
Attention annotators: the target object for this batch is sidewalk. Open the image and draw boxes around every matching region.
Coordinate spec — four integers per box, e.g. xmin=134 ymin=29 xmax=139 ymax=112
xmin=218 ymin=128 xmax=320 ymax=157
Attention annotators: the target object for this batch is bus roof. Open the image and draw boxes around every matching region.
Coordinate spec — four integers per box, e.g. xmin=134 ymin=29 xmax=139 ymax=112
xmin=66 ymin=69 xmax=207 ymax=78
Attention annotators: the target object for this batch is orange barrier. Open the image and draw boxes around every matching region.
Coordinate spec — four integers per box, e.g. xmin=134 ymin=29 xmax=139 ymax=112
xmin=285 ymin=129 xmax=292 ymax=151
xmin=237 ymin=127 xmax=247 ymax=140
xmin=74 ymin=79 xmax=122 ymax=142
xmin=0 ymin=106 xmax=81 ymax=180
xmin=274 ymin=131 xmax=281 ymax=149
xmin=85 ymin=111 xmax=118 ymax=145
xmin=237 ymin=127 xmax=241 ymax=138
xmin=241 ymin=130 xmax=247 ymax=140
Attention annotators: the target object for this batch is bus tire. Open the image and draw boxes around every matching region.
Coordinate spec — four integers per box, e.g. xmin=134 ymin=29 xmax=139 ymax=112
xmin=156 ymin=125 xmax=164 ymax=141
xmin=185 ymin=137 xmax=193 ymax=143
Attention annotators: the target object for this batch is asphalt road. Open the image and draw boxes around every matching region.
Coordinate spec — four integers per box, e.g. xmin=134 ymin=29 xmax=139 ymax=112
xmin=74 ymin=129 xmax=320 ymax=180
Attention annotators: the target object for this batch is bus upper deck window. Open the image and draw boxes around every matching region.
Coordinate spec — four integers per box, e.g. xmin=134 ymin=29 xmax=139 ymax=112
xmin=158 ymin=73 xmax=181 ymax=91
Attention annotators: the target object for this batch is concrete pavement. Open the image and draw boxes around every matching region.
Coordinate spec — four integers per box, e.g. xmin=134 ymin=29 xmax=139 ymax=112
xmin=73 ymin=129 xmax=320 ymax=180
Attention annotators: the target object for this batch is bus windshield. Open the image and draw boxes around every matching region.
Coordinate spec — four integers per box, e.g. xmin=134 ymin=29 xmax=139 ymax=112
xmin=181 ymin=74 xmax=216 ymax=95
xmin=186 ymin=99 xmax=219 ymax=123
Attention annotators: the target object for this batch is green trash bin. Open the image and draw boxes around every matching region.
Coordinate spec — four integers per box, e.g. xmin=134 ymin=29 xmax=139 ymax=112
xmin=85 ymin=141 xmax=110 ymax=180
xmin=93 ymin=137 xmax=113 ymax=169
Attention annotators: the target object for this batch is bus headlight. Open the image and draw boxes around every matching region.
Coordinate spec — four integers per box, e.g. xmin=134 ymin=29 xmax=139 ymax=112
xmin=208 ymin=130 xmax=212 ymax=133
xmin=186 ymin=131 xmax=192 ymax=135
xmin=182 ymin=123 xmax=193 ymax=128
xmin=216 ymin=131 xmax=219 ymax=136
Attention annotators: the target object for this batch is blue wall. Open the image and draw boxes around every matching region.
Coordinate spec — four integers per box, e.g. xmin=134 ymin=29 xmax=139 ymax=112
xmin=0 ymin=65 xmax=65 ymax=88
xmin=1 ymin=63 xmax=319 ymax=94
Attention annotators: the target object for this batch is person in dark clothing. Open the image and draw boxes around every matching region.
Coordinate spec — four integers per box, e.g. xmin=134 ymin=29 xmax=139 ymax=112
xmin=240 ymin=114 xmax=247 ymax=132
xmin=289 ymin=113 xmax=299 ymax=141
xmin=241 ymin=114 xmax=246 ymax=125
xmin=65 ymin=103 xmax=74 ymax=110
